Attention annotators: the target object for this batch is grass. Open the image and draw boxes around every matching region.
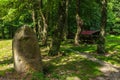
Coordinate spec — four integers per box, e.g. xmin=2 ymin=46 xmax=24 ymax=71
xmin=0 ymin=34 xmax=120 ymax=79
xmin=0 ymin=39 xmax=13 ymax=76
xmin=43 ymin=54 xmax=102 ymax=80
xmin=61 ymin=34 xmax=120 ymax=66
xmin=0 ymin=40 xmax=102 ymax=80
xmin=96 ymin=35 xmax=120 ymax=66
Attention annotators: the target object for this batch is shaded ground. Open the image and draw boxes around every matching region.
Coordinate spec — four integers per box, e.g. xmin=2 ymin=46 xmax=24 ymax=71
xmin=69 ymin=49 xmax=120 ymax=80
xmin=43 ymin=54 xmax=102 ymax=80
xmin=0 ymin=35 xmax=120 ymax=80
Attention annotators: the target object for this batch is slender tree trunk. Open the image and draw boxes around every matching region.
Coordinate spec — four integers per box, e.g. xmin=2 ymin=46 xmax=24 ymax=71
xmin=10 ymin=26 xmax=14 ymax=38
xmin=63 ymin=0 xmax=69 ymax=40
xmin=97 ymin=0 xmax=107 ymax=54
xmin=48 ymin=0 xmax=66 ymax=56
xmin=40 ymin=10 xmax=48 ymax=45
xmin=35 ymin=0 xmax=48 ymax=45
xmin=48 ymin=0 xmax=53 ymax=31
xmin=74 ymin=0 xmax=83 ymax=45
xmin=8 ymin=26 xmax=13 ymax=38
xmin=1 ymin=27 xmax=5 ymax=39
xmin=32 ymin=9 xmax=39 ymax=38
xmin=110 ymin=25 xmax=113 ymax=32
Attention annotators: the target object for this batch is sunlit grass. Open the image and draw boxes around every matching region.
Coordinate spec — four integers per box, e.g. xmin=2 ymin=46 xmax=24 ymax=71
xmin=0 ymin=40 xmax=13 ymax=76
xmin=0 ymin=39 xmax=102 ymax=79
xmin=61 ymin=34 xmax=120 ymax=66
xmin=0 ymin=40 xmax=12 ymax=59
xmin=43 ymin=53 xmax=102 ymax=80
xmin=0 ymin=40 xmax=12 ymax=62
xmin=106 ymin=35 xmax=120 ymax=52
xmin=0 ymin=34 xmax=120 ymax=79
xmin=104 ymin=35 xmax=120 ymax=66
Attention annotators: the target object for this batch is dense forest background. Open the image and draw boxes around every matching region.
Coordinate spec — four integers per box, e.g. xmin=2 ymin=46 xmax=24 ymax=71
xmin=0 ymin=0 xmax=119 ymax=38
xmin=0 ymin=0 xmax=120 ymax=55
xmin=0 ymin=0 xmax=120 ymax=80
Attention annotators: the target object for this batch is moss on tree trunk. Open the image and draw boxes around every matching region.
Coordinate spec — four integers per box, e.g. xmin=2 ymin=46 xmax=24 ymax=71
xmin=97 ymin=0 xmax=107 ymax=54
xmin=48 ymin=0 xmax=66 ymax=56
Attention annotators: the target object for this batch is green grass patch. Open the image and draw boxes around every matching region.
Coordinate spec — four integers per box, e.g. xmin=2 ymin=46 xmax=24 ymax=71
xmin=0 ymin=40 xmax=13 ymax=76
xmin=0 ymin=34 xmax=120 ymax=79
xmin=60 ymin=34 xmax=120 ymax=66
xmin=97 ymin=35 xmax=120 ymax=66
xmin=0 ymin=39 xmax=102 ymax=80
xmin=43 ymin=54 xmax=102 ymax=80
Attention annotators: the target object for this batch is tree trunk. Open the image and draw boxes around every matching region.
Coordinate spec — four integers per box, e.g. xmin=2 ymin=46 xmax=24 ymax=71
xmin=11 ymin=26 xmax=14 ymax=38
xmin=32 ymin=9 xmax=39 ymax=38
xmin=34 ymin=0 xmax=48 ymax=45
xmin=48 ymin=0 xmax=66 ymax=56
xmin=8 ymin=26 xmax=13 ymax=38
xmin=63 ymin=0 xmax=69 ymax=40
xmin=1 ymin=27 xmax=5 ymax=39
xmin=48 ymin=0 xmax=54 ymax=34
xmin=74 ymin=0 xmax=83 ymax=45
xmin=48 ymin=32 xmax=62 ymax=56
xmin=97 ymin=0 xmax=107 ymax=54
xmin=40 ymin=10 xmax=48 ymax=46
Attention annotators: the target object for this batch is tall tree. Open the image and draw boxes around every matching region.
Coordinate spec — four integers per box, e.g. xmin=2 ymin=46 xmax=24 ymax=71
xmin=32 ymin=9 xmax=38 ymax=36
xmin=1 ymin=26 xmax=5 ymax=39
xmin=63 ymin=0 xmax=69 ymax=40
xmin=97 ymin=0 xmax=107 ymax=54
xmin=39 ymin=1 xmax=48 ymax=45
xmin=48 ymin=0 xmax=66 ymax=56
xmin=74 ymin=0 xmax=83 ymax=45
xmin=31 ymin=0 xmax=40 ymax=38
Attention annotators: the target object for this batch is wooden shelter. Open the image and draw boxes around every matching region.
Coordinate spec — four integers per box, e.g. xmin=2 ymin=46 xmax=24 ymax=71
xmin=80 ymin=30 xmax=100 ymax=43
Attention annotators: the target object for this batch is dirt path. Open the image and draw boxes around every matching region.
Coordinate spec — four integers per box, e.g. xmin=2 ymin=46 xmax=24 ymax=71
xmin=69 ymin=49 xmax=120 ymax=80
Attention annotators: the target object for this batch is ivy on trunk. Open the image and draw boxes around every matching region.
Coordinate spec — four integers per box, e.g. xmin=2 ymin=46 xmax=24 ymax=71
xmin=48 ymin=0 xmax=66 ymax=56
xmin=97 ymin=0 xmax=107 ymax=54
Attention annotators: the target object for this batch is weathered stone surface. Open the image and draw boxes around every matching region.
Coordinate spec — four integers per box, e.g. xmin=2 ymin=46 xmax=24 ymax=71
xmin=12 ymin=25 xmax=42 ymax=73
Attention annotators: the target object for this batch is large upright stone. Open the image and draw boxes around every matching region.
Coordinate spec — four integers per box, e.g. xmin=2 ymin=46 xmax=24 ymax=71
xmin=12 ymin=25 xmax=42 ymax=73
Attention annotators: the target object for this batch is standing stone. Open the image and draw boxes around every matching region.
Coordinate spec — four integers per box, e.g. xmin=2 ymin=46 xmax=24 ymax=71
xmin=12 ymin=25 xmax=42 ymax=73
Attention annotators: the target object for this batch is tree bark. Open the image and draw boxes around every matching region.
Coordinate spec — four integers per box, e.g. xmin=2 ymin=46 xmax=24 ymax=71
xmin=32 ymin=9 xmax=39 ymax=38
xmin=74 ymin=0 xmax=83 ymax=45
xmin=1 ymin=27 xmax=5 ymax=39
xmin=31 ymin=0 xmax=42 ymax=39
xmin=63 ymin=0 xmax=69 ymax=40
xmin=8 ymin=26 xmax=13 ymax=38
xmin=48 ymin=0 xmax=66 ymax=56
xmin=34 ymin=0 xmax=48 ymax=45
xmin=97 ymin=0 xmax=107 ymax=54
xmin=40 ymin=10 xmax=48 ymax=46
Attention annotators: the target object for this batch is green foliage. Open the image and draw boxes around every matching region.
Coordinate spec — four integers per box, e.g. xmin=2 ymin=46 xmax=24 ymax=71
xmin=0 ymin=0 xmax=120 ymax=79
xmin=0 ymin=0 xmax=119 ymax=39
xmin=80 ymin=0 xmax=101 ymax=29
xmin=107 ymin=0 xmax=120 ymax=31
xmin=31 ymin=72 xmax=45 ymax=80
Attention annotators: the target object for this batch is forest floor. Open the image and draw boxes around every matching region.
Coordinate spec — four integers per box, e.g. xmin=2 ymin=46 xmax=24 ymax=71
xmin=0 ymin=35 xmax=120 ymax=80
xmin=69 ymin=49 xmax=120 ymax=80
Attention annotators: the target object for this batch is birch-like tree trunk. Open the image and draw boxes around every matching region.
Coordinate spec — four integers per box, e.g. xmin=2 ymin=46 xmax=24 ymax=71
xmin=74 ymin=0 xmax=83 ymax=45
xmin=97 ymin=0 xmax=107 ymax=54
xmin=63 ymin=0 xmax=69 ymax=40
